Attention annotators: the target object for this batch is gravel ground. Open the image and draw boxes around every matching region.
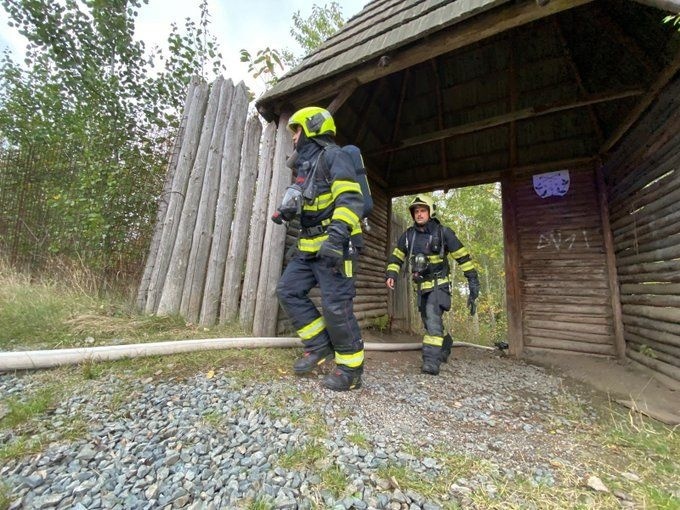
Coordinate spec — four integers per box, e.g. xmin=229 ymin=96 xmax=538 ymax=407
xmin=0 ymin=348 xmax=645 ymax=509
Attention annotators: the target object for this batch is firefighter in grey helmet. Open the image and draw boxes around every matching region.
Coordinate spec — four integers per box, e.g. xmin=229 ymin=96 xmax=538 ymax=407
xmin=385 ymin=194 xmax=480 ymax=375
xmin=274 ymin=106 xmax=365 ymax=391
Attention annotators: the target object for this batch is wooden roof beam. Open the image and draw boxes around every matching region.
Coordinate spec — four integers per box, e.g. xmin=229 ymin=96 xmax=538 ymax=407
xmin=369 ymin=88 xmax=644 ymax=157
xmin=388 ymin=156 xmax=595 ymax=196
xmin=554 ymin=18 xmax=604 ymax=146
xmin=599 ymin=48 xmax=680 ymax=154
xmin=326 ymin=80 xmax=359 ymax=114
xmin=385 ymin=69 xmax=410 ymax=182
xmin=593 ymin=4 xmax=657 ymax=76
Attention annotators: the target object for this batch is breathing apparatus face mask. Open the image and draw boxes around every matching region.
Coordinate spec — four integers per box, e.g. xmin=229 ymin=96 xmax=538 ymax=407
xmin=410 ymin=253 xmax=428 ymax=283
xmin=271 ymin=183 xmax=303 ymax=224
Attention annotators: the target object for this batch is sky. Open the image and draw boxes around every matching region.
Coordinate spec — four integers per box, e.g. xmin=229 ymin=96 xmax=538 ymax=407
xmin=0 ymin=0 xmax=367 ymax=97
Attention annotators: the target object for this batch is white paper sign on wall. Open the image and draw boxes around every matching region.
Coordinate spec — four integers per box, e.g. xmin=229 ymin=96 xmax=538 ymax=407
xmin=533 ymin=170 xmax=570 ymax=198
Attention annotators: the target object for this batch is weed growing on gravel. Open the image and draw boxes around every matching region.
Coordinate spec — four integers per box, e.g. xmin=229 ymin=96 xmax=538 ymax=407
xmin=346 ymin=427 xmax=370 ymax=449
xmin=1 ymin=387 xmax=55 ymax=428
xmin=0 ymin=380 xmax=92 ymax=461
xmin=0 ymin=482 xmax=10 ymax=510
xmin=376 ymin=462 xmax=443 ymax=500
xmin=79 ymin=358 xmax=104 ymax=380
xmin=318 ymin=464 xmax=349 ymax=498
xmin=277 ymin=443 xmax=328 ymax=470
xmin=0 ymin=435 xmax=45 ymax=461
xmin=201 ymin=410 xmax=225 ymax=429
xmin=244 ymin=496 xmax=275 ymax=510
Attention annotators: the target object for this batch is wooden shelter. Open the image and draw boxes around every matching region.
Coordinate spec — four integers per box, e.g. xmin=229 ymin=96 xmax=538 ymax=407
xmin=255 ymin=0 xmax=680 ymax=387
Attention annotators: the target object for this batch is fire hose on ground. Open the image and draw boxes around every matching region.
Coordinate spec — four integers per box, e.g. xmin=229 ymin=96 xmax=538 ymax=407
xmin=0 ymin=337 xmax=495 ymax=372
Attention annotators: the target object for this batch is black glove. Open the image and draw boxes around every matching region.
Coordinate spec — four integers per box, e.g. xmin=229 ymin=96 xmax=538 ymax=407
xmin=317 ymin=223 xmax=345 ymax=270
xmin=466 ymin=273 xmax=480 ymax=316
xmin=318 ymin=242 xmax=343 ymax=269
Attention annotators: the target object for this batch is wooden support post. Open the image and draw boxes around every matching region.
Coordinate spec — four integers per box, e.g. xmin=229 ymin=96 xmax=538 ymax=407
xmin=137 ymin=77 xmax=200 ymax=310
xmin=501 ymin=172 xmax=524 ymax=356
xmin=157 ymin=76 xmax=225 ymax=316
xmin=596 ymin=164 xmax=626 ymax=359
xmin=145 ymin=80 xmax=209 ymax=314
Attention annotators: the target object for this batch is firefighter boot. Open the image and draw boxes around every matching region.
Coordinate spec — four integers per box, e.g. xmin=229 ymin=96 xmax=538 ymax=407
xmin=422 ymin=359 xmax=441 ymax=375
xmin=422 ymin=344 xmax=441 ymax=375
xmin=293 ymin=349 xmax=333 ymax=375
xmin=322 ymin=369 xmax=362 ymax=391
xmin=441 ymin=333 xmax=453 ymax=363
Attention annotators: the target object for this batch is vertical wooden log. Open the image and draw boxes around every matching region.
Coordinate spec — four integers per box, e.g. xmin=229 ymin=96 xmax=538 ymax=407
xmin=596 ymin=164 xmax=626 ymax=359
xmin=387 ymin=208 xmax=413 ymax=332
xmin=501 ymin=173 xmax=523 ymax=356
xmin=239 ymin=122 xmax=277 ymax=332
xmin=144 ymin=80 xmax=209 ymax=314
xmin=199 ymin=82 xmax=250 ymax=326
xmin=220 ymin=116 xmax=264 ymax=323
xmin=136 ymin=77 xmax=199 ymax=310
xmin=253 ymin=114 xmax=293 ymax=337
xmin=181 ymin=79 xmax=235 ymax=323
xmin=157 ymin=77 xmax=224 ymax=316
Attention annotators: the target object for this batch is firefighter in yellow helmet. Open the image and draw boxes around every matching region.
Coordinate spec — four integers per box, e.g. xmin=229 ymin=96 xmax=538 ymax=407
xmin=274 ymin=106 xmax=365 ymax=391
xmin=385 ymin=194 xmax=480 ymax=375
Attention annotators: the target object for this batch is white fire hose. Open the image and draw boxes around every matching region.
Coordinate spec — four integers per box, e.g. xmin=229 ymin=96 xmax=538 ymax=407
xmin=0 ymin=337 xmax=493 ymax=372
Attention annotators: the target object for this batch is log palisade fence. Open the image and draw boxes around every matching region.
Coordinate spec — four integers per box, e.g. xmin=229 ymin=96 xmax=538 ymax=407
xmin=136 ymin=76 xmax=399 ymax=336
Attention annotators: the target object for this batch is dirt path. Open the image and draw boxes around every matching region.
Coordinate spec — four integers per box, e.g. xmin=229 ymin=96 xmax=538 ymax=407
xmin=365 ymin=330 xmax=680 ymax=426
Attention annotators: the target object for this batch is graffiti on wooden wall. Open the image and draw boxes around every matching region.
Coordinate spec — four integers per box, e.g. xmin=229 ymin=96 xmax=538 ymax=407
xmin=537 ymin=229 xmax=591 ymax=250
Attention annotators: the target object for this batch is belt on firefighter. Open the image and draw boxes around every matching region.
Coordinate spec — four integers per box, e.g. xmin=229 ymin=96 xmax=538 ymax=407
xmin=301 ymin=224 xmax=327 ymax=237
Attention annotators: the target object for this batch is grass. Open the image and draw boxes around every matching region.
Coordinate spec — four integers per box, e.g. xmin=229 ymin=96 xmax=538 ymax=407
xmin=0 ymin=380 xmax=88 ymax=461
xmin=0 ymin=258 xmax=249 ymax=351
xmin=278 ymin=443 xmax=329 ymax=470
xmin=1 ymin=387 xmax=55 ymax=428
xmin=0 ymin=483 xmax=10 ymax=510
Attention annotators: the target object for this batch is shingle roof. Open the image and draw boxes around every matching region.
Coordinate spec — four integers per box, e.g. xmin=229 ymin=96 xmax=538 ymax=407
xmin=256 ymin=0 xmax=510 ymax=107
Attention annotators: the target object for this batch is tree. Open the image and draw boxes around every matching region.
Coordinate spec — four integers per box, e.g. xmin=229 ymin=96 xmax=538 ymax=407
xmin=240 ymin=2 xmax=346 ymax=89
xmin=0 ymin=0 xmax=224 ymax=277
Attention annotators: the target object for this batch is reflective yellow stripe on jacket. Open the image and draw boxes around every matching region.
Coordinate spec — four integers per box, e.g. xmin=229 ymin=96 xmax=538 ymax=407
xmin=419 ymin=276 xmax=451 ymax=291
xmin=298 ymin=234 xmax=328 ymax=253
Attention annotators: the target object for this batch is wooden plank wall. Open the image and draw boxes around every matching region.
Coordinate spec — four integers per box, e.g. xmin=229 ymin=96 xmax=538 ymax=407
xmin=602 ymin=76 xmax=680 ymax=388
xmin=513 ymin=166 xmax=617 ymax=355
